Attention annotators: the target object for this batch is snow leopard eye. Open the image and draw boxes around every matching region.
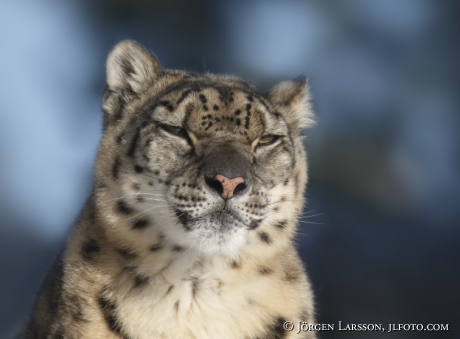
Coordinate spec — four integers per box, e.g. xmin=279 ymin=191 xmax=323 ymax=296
xmin=159 ymin=124 xmax=187 ymax=138
xmin=257 ymin=135 xmax=279 ymax=147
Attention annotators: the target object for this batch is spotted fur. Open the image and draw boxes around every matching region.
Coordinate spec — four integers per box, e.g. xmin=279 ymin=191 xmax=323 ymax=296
xmin=20 ymin=40 xmax=316 ymax=339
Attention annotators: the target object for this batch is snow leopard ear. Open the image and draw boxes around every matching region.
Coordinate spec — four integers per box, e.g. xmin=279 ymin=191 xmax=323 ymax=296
xmin=106 ymin=40 xmax=162 ymax=95
xmin=103 ymin=40 xmax=162 ymax=128
xmin=267 ymin=75 xmax=315 ymax=133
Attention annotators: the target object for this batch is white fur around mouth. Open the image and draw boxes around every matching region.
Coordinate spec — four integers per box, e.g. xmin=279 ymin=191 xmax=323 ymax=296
xmin=209 ymin=210 xmax=238 ymax=229
xmin=183 ymin=210 xmax=248 ymax=255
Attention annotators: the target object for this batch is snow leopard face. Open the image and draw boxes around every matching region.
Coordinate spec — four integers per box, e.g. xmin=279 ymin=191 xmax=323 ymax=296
xmin=96 ymin=40 xmax=314 ymax=256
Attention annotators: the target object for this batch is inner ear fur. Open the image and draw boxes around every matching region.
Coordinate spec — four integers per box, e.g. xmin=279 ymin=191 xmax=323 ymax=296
xmin=267 ymin=75 xmax=315 ymax=132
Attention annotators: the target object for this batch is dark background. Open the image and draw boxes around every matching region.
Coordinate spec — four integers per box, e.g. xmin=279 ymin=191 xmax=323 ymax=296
xmin=1 ymin=1 xmax=459 ymax=338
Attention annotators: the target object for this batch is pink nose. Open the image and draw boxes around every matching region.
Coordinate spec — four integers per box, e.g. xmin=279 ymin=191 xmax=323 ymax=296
xmin=214 ymin=174 xmax=245 ymax=199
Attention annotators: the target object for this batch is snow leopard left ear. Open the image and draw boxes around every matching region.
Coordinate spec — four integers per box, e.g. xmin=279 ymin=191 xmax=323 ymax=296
xmin=267 ymin=75 xmax=315 ymax=133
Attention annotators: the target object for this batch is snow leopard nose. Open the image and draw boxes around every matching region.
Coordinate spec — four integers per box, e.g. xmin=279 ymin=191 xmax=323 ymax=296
xmin=205 ymin=174 xmax=247 ymax=199
xmin=200 ymin=141 xmax=252 ymax=199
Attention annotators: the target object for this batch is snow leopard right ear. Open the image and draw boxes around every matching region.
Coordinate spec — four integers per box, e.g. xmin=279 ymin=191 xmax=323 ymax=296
xmin=103 ymin=40 xmax=162 ymax=128
xmin=106 ymin=40 xmax=162 ymax=95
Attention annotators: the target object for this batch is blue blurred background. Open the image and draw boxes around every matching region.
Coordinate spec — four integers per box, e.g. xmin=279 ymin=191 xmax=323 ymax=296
xmin=1 ymin=0 xmax=459 ymax=338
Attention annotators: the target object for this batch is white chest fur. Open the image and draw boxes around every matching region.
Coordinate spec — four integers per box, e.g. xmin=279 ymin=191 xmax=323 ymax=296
xmin=114 ymin=250 xmax=265 ymax=339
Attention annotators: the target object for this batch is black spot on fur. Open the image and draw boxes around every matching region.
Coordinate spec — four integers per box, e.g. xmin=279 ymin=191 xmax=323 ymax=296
xmin=294 ymin=172 xmax=300 ymax=194
xmin=246 ymin=297 xmax=256 ymax=305
xmin=140 ymin=119 xmax=154 ymax=130
xmin=67 ymin=294 xmax=86 ymax=323
xmin=234 ymin=109 xmax=241 ymax=115
xmin=112 ymin=157 xmax=122 ymax=179
xmin=132 ymin=218 xmax=150 ymax=230
xmin=274 ymin=220 xmax=287 ymax=230
xmin=134 ymin=165 xmax=143 ymax=173
xmin=117 ymin=200 xmax=133 ymax=214
xmin=184 ymin=103 xmax=194 ymax=120
xmin=97 ymin=288 xmax=128 ymax=337
xmin=116 ymin=132 xmax=126 ymax=145
xmin=172 ymin=245 xmax=184 ymax=252
xmin=259 ymin=266 xmax=273 ymax=275
xmin=177 ymin=89 xmax=192 ymax=105
xmin=258 ymin=232 xmax=272 ymax=244
xmin=205 ymin=122 xmax=213 ymax=130
xmin=142 ymin=153 xmax=150 ymax=162
xmin=249 ymin=219 xmax=262 ymax=230
xmin=175 ymin=210 xmax=191 ymax=230
xmin=128 ymin=128 xmax=141 ymax=157
xmin=216 ymin=279 xmax=224 ymax=295
xmin=236 ymin=118 xmax=241 ymax=126
xmin=117 ymin=248 xmax=137 ymax=260
xmin=81 ymin=238 xmax=100 ymax=261
xmin=255 ymin=316 xmax=287 ymax=339
xmin=192 ymin=278 xmax=199 ymax=296
xmin=245 ymin=117 xmax=250 ymax=129
xmin=199 ymin=94 xmax=207 ymax=103
xmin=231 ymin=260 xmax=241 ymax=269
xmin=174 ymin=300 xmax=180 ymax=313
xmin=165 ymin=285 xmax=174 ymax=296
xmin=213 ymin=105 xmax=219 ymax=111
xmin=159 ymin=100 xmax=174 ymax=112
xmin=284 ymin=268 xmax=301 ymax=283
xmin=150 ymin=243 xmax=163 ymax=252
xmin=134 ymin=274 xmax=150 ymax=288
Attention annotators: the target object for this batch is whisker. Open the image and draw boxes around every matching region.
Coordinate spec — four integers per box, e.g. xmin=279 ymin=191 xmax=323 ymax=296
xmin=121 ymin=205 xmax=172 ymax=221
xmin=105 ymin=195 xmax=170 ymax=211
xmin=302 ymin=213 xmax=324 ymax=219
xmin=105 ymin=192 xmax=166 ymax=203
xmin=298 ymin=220 xmax=325 ymax=225
xmin=266 ymin=199 xmax=304 ymax=206
xmin=138 ymin=172 xmax=173 ymax=186
xmin=136 ymin=198 xmax=170 ymax=203
xmin=161 ymin=211 xmax=185 ymax=225
xmin=271 ymin=212 xmax=323 ymax=220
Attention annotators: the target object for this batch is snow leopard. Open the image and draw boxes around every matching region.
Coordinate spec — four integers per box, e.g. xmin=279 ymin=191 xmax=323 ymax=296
xmin=20 ymin=40 xmax=317 ymax=339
